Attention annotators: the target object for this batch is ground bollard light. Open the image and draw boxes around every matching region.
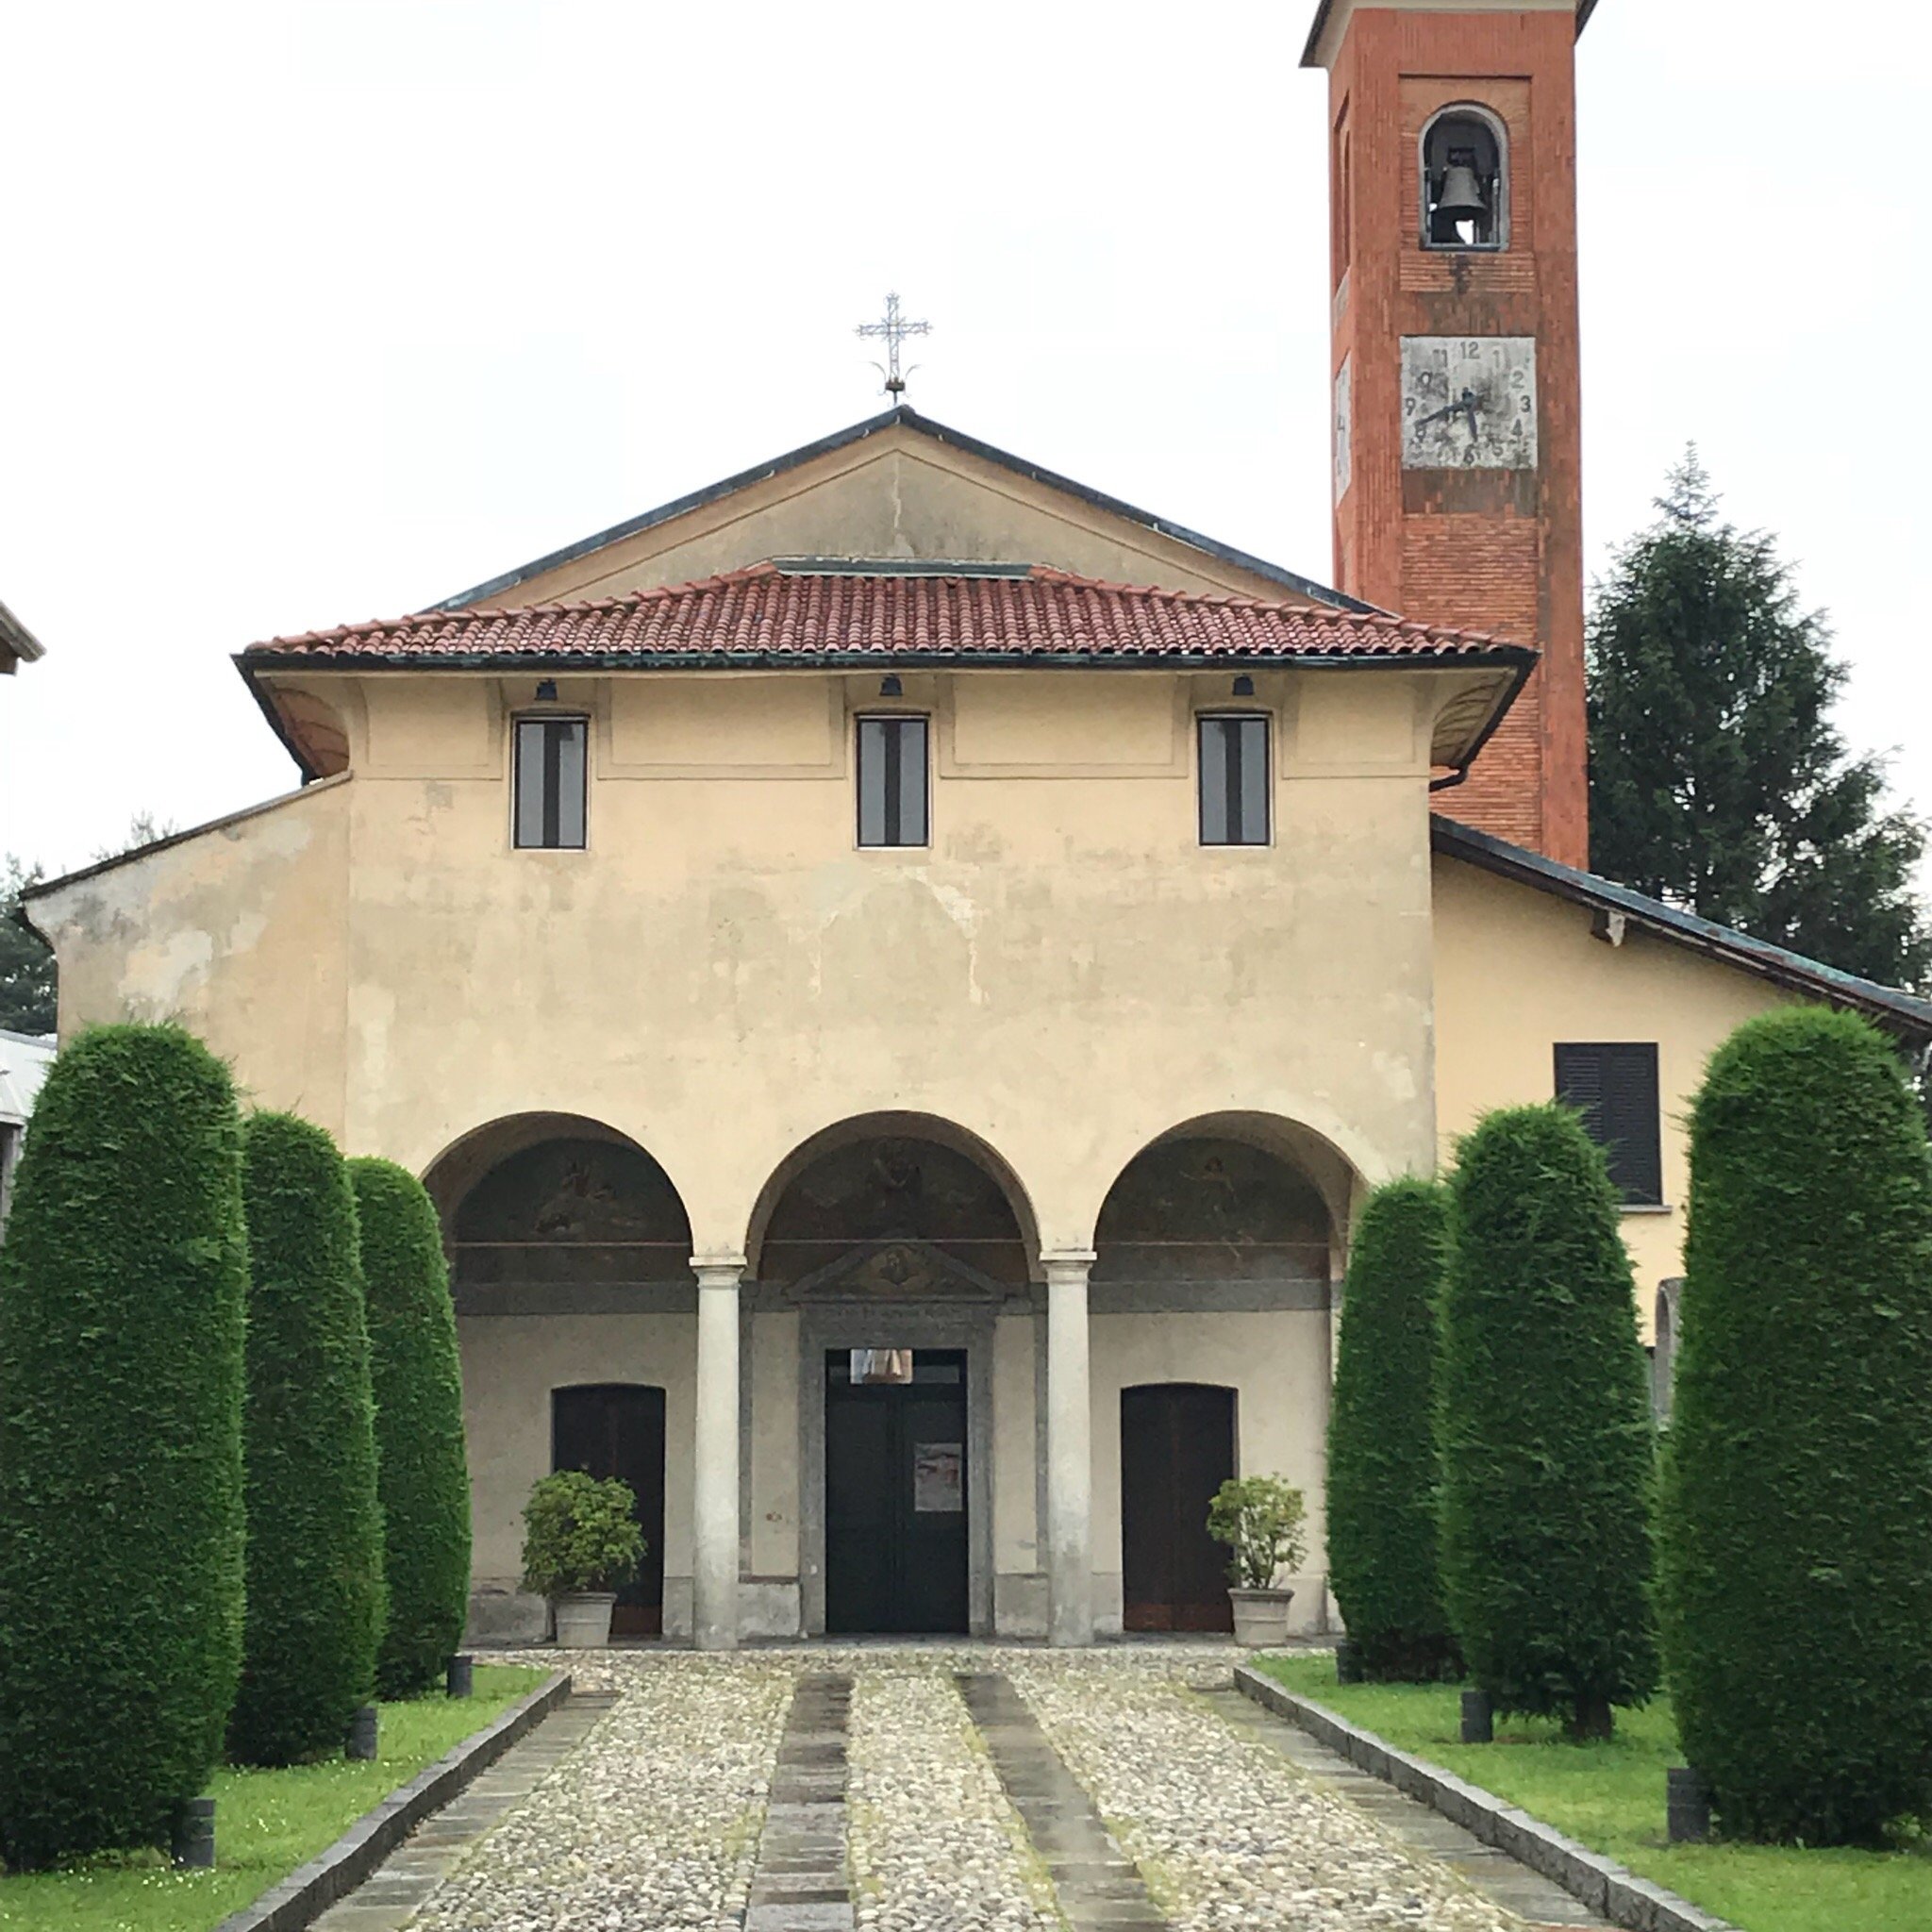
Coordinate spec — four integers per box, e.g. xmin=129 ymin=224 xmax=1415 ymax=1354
xmin=346 ymin=1704 xmax=379 ymax=1760
xmin=1459 ymin=1690 xmax=1493 ymax=1743
xmin=1667 ymin=1766 xmax=1711 ymax=1842
xmin=171 ymin=1796 xmax=215 ymax=1869
xmin=447 ymin=1653 xmax=475 ymax=1698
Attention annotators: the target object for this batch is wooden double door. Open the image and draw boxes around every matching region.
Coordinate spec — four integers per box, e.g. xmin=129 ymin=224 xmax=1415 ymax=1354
xmin=824 ymin=1349 xmax=971 ymax=1634
xmin=552 ymin=1384 xmax=667 ymax=1637
xmin=1121 ymin=1383 xmax=1236 ymax=1633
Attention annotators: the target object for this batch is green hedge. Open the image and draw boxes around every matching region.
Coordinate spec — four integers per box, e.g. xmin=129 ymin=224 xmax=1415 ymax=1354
xmin=1439 ymin=1105 xmax=1659 ymax=1738
xmin=0 ymin=1024 xmax=248 ymax=1868
xmin=229 ymin=1113 xmax=386 ymax=1765
xmin=350 ymin=1158 xmax=472 ymax=1698
xmin=1660 ymin=1008 xmax=1932 ymax=1843
xmin=1327 ymin=1176 xmax=1457 ymax=1679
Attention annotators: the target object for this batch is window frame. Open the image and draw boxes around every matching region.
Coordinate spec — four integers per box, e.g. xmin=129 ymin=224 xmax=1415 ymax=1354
xmin=1195 ymin=710 xmax=1273 ymax=849
xmin=1554 ymin=1041 xmax=1665 ymax=1208
xmin=510 ymin=710 xmax=591 ymax=852
xmin=854 ymin=711 xmax=931 ymax=851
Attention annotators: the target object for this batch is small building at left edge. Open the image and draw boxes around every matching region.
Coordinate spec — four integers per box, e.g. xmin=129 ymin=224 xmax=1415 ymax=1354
xmin=0 ymin=1030 xmax=56 ymax=1236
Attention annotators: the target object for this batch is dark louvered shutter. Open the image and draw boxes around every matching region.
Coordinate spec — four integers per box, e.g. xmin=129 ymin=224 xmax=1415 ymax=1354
xmin=1555 ymin=1042 xmax=1662 ymax=1207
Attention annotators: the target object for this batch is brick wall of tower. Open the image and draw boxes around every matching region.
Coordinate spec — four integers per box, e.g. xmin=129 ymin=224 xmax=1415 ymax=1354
xmin=1321 ymin=5 xmax=1589 ymax=867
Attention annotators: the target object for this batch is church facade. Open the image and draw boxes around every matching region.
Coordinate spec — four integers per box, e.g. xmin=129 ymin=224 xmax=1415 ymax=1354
xmin=25 ymin=0 xmax=1932 ymax=1650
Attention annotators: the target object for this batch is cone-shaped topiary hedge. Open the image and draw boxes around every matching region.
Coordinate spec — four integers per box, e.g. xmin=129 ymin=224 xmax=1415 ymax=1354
xmin=1660 ymin=1008 xmax=1932 ymax=1843
xmin=1327 ymin=1176 xmax=1457 ymax=1680
xmin=351 ymin=1157 xmax=472 ymax=1698
xmin=0 ymin=1024 xmax=248 ymax=1868
xmin=229 ymin=1112 xmax=386 ymax=1765
xmin=1439 ymin=1104 xmax=1659 ymax=1738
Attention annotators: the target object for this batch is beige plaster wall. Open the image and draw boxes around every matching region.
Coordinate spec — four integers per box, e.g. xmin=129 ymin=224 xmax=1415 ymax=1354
xmin=1432 ymin=853 xmax=1793 ymax=1321
xmin=1091 ymin=1310 xmax=1333 ymax=1635
xmin=458 ymin=1311 xmax=697 ymax=1632
xmin=750 ymin=1311 xmax=801 ymax=1579
xmin=231 ymin=661 xmax=1445 ymax=1251
xmin=30 ymin=780 xmax=353 ymax=1139
xmin=992 ymin=1310 xmax=1041 ymax=1582
xmin=462 ymin=430 xmax=1327 ymax=609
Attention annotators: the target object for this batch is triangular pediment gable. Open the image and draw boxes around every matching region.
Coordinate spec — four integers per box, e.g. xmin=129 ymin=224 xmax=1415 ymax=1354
xmin=430 ymin=408 xmax=1357 ymax=616
xmin=783 ymin=1238 xmax=1007 ymax=1305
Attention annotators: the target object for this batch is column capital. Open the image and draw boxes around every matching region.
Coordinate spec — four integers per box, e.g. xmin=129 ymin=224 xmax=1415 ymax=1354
xmin=1041 ymin=1249 xmax=1097 ymax=1277
xmin=691 ymin=1254 xmax=746 ymax=1289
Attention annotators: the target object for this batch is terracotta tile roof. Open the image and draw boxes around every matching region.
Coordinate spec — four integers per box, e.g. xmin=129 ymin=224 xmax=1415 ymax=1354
xmin=242 ymin=563 xmax=1533 ymax=669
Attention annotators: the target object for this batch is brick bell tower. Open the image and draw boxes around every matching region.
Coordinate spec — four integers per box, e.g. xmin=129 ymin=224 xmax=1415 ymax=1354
xmin=1307 ymin=0 xmax=1594 ymax=867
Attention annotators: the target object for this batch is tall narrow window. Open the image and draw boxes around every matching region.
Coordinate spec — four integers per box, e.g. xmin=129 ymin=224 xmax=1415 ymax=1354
xmin=513 ymin=715 xmax=588 ymax=849
xmin=857 ymin=715 xmax=929 ymax=848
xmin=1555 ymin=1042 xmax=1663 ymax=1206
xmin=1198 ymin=714 xmax=1270 ymax=846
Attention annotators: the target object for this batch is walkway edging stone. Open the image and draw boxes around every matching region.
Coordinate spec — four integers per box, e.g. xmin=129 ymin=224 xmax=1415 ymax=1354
xmin=1234 ymin=1663 xmax=1736 ymax=1932
xmin=212 ymin=1670 xmax=574 ymax=1932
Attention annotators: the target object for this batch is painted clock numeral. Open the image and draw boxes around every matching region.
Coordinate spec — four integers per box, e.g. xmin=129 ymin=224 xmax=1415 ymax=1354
xmin=1400 ymin=336 xmax=1538 ymax=471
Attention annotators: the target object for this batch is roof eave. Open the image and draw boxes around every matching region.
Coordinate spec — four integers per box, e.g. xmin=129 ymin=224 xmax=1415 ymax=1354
xmin=1302 ymin=0 xmax=1601 ymax=69
xmin=244 ymin=643 xmax=1535 ymax=677
xmin=234 ymin=656 xmax=325 ymax=783
xmin=423 ymin=406 xmax=1371 ymax=618
xmin=1431 ymin=814 xmax=1932 ymax=1040
xmin=0 ymin=598 xmax=45 ymax=668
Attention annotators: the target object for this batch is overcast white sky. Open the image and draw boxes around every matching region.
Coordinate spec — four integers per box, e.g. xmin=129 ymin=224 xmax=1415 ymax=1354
xmin=2 ymin=1 xmax=1927 ymax=882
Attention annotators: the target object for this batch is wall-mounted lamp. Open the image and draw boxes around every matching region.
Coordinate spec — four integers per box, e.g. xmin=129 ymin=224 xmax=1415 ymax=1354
xmin=878 ymin=674 xmax=904 ymax=697
xmin=535 ymin=679 xmax=558 ymax=702
xmin=1231 ymin=674 xmax=1256 ymax=697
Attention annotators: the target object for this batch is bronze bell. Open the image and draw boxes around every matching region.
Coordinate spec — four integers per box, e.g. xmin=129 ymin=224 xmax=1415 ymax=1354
xmin=1436 ymin=162 xmax=1488 ymax=224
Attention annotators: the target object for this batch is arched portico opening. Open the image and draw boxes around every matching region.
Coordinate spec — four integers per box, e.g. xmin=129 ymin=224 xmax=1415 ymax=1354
xmin=745 ymin=1110 xmax=1040 ymax=1287
xmin=422 ymin=1113 xmax=695 ymax=1643
xmin=749 ymin=1113 xmax=1038 ymax=1639
xmin=1091 ymin=1112 xmax=1359 ymax=1638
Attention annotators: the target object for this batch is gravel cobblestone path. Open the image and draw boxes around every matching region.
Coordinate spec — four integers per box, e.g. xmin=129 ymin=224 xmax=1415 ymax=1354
xmin=390 ymin=1648 xmax=1561 ymax=1932
xmin=407 ymin=1656 xmax=790 ymax=1932
xmin=1009 ymin=1657 xmax=1519 ymax=1932
xmin=847 ymin=1665 xmax=1064 ymax=1932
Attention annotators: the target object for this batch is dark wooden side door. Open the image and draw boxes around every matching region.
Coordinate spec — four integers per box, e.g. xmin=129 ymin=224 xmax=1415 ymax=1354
xmin=824 ymin=1350 xmax=969 ymax=1634
xmin=1121 ymin=1383 xmax=1236 ymax=1633
xmin=552 ymin=1383 xmax=666 ymax=1637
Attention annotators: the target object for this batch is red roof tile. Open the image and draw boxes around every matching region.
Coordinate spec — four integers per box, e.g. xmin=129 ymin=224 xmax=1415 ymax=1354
xmin=242 ymin=563 xmax=1534 ymax=668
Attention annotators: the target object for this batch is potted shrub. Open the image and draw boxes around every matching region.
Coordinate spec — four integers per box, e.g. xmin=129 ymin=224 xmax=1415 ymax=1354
xmin=521 ymin=1470 xmax=643 ymax=1648
xmin=1208 ymin=1474 xmax=1307 ymax=1648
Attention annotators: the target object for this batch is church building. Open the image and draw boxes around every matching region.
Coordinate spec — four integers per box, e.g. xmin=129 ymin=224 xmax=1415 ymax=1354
xmin=25 ymin=0 xmax=1932 ymax=1650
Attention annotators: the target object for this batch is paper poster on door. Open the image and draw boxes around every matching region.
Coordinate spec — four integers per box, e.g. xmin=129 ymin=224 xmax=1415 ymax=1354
xmin=912 ymin=1441 xmax=963 ymax=1513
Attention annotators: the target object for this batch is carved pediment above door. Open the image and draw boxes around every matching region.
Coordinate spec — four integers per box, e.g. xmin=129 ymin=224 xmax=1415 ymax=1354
xmin=785 ymin=1239 xmax=1004 ymax=1305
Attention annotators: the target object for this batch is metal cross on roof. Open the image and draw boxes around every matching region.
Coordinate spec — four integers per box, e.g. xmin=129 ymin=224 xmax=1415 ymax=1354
xmin=856 ymin=292 xmax=931 ymax=397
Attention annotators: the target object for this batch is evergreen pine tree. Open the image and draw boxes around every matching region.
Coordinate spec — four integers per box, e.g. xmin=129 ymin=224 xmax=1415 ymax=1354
xmin=0 ymin=856 xmax=56 ymax=1035
xmin=0 ymin=1025 xmax=247 ymax=1867
xmin=1327 ymin=1176 xmax=1457 ymax=1679
xmin=229 ymin=1112 xmax=386 ymax=1765
xmin=1588 ymin=451 xmax=1930 ymax=991
xmin=350 ymin=1157 xmax=473 ymax=1698
xmin=1660 ymin=1008 xmax=1932 ymax=1843
xmin=1439 ymin=1105 xmax=1659 ymax=1738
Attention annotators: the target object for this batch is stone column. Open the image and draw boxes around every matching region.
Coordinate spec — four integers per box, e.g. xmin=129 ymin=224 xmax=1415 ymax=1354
xmin=1044 ymin=1249 xmax=1096 ymax=1648
xmin=692 ymin=1256 xmax=743 ymax=1652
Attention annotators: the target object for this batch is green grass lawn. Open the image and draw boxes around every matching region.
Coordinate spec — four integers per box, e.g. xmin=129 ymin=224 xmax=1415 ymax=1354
xmin=1255 ymin=1655 xmax=1932 ymax=1932
xmin=0 ymin=1664 xmax=549 ymax=1932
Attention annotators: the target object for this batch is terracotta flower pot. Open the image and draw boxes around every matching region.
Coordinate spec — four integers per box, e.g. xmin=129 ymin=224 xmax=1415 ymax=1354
xmin=1229 ymin=1587 xmax=1295 ymax=1648
xmin=553 ymin=1591 xmax=618 ymax=1648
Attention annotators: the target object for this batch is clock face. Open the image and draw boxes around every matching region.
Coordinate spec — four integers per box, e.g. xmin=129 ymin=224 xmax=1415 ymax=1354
xmin=1401 ymin=336 xmax=1538 ymax=471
